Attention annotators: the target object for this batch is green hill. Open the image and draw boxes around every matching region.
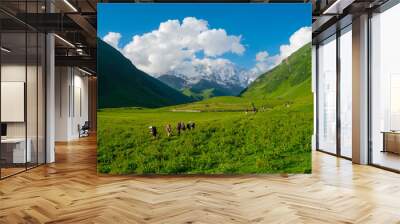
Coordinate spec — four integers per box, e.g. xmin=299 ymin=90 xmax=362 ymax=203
xmin=97 ymin=38 xmax=192 ymax=109
xmin=169 ymin=44 xmax=312 ymax=112
xmin=190 ymin=79 xmax=243 ymax=97
xmin=182 ymin=80 xmax=243 ymax=101
xmin=241 ymin=43 xmax=311 ymax=101
xmin=157 ymin=74 xmax=244 ymax=101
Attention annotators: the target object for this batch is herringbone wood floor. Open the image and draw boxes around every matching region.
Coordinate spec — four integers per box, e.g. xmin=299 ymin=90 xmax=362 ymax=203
xmin=1 ymin=135 xmax=400 ymax=224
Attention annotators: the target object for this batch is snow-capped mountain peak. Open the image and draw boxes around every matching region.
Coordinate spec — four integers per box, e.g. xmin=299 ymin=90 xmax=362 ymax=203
xmin=167 ymin=59 xmax=254 ymax=88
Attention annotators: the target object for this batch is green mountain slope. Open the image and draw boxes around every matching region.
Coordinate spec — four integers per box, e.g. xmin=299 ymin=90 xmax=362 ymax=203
xmin=170 ymin=44 xmax=312 ymax=112
xmin=241 ymin=43 xmax=311 ymax=101
xmin=158 ymin=75 xmax=187 ymax=90
xmin=181 ymin=79 xmax=243 ymax=100
xmin=157 ymin=75 xmax=244 ymax=101
xmin=98 ymin=38 xmax=192 ymax=109
xmin=191 ymin=79 xmax=243 ymax=97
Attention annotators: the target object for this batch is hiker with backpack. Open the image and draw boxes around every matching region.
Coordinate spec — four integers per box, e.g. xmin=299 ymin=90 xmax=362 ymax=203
xmin=177 ymin=122 xmax=182 ymax=135
xmin=149 ymin=126 xmax=157 ymax=139
xmin=166 ymin=124 xmax=172 ymax=137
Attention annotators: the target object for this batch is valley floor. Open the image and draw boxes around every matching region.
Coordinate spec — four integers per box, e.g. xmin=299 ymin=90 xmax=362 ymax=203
xmin=98 ymin=101 xmax=312 ymax=174
xmin=1 ymin=135 xmax=399 ymax=223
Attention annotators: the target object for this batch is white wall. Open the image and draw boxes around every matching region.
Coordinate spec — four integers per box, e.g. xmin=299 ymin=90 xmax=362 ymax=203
xmin=0 ymin=65 xmax=39 ymax=137
xmin=55 ymin=66 xmax=70 ymax=141
xmin=1 ymin=65 xmax=26 ymax=140
xmin=72 ymin=73 xmax=89 ymax=138
xmin=1 ymin=63 xmax=46 ymax=164
xmin=55 ymin=67 xmax=89 ymax=141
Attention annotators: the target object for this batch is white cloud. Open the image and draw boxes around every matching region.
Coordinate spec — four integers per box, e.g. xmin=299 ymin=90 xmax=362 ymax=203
xmin=255 ymin=51 xmax=269 ymax=62
xmin=198 ymin=29 xmax=245 ymax=56
xmin=251 ymin=53 xmax=279 ymax=76
xmin=252 ymin=51 xmax=272 ymax=76
xmin=104 ymin=17 xmax=245 ymax=77
xmin=278 ymin=26 xmax=312 ymax=62
xmin=250 ymin=26 xmax=311 ymax=77
xmin=102 ymin=23 xmax=311 ymax=87
xmin=103 ymin=32 xmax=122 ymax=49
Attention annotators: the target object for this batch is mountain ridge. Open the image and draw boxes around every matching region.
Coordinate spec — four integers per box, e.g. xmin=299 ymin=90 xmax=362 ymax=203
xmin=241 ymin=43 xmax=311 ymax=101
xmin=97 ymin=38 xmax=193 ymax=109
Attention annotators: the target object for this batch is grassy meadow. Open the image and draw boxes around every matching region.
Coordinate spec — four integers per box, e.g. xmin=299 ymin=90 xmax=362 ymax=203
xmin=97 ymin=96 xmax=312 ymax=174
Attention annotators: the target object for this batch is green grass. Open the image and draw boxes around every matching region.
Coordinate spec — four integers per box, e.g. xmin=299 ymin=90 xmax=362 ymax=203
xmin=97 ymin=99 xmax=312 ymax=174
xmin=181 ymin=88 xmax=216 ymax=100
xmin=97 ymin=44 xmax=313 ymax=174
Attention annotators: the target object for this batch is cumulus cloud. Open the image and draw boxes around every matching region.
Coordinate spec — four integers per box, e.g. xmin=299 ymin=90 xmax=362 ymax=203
xmin=278 ymin=27 xmax=312 ymax=62
xmin=102 ymin=23 xmax=311 ymax=86
xmin=255 ymin=51 xmax=269 ymax=62
xmin=251 ymin=53 xmax=279 ymax=76
xmin=198 ymin=29 xmax=245 ymax=56
xmin=251 ymin=26 xmax=311 ymax=76
xmin=109 ymin=17 xmax=245 ymax=76
xmin=252 ymin=51 xmax=273 ymax=75
xmin=103 ymin=32 xmax=122 ymax=49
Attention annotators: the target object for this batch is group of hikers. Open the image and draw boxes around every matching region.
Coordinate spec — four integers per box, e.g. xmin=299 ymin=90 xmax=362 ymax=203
xmin=149 ymin=121 xmax=196 ymax=138
xmin=245 ymin=103 xmax=258 ymax=114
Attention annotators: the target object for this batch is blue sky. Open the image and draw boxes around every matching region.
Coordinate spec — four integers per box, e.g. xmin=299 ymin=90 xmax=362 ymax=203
xmin=98 ymin=3 xmax=311 ymax=76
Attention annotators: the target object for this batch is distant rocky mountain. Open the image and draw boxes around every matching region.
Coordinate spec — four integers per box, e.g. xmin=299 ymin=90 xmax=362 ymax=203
xmin=157 ymin=63 xmax=253 ymax=100
xmin=157 ymin=74 xmax=187 ymax=90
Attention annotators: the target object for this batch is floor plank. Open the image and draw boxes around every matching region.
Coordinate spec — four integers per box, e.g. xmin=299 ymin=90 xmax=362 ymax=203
xmin=0 ymin=135 xmax=399 ymax=223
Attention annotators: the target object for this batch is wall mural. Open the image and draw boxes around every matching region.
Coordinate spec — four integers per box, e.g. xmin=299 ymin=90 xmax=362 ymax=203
xmin=97 ymin=3 xmax=313 ymax=174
